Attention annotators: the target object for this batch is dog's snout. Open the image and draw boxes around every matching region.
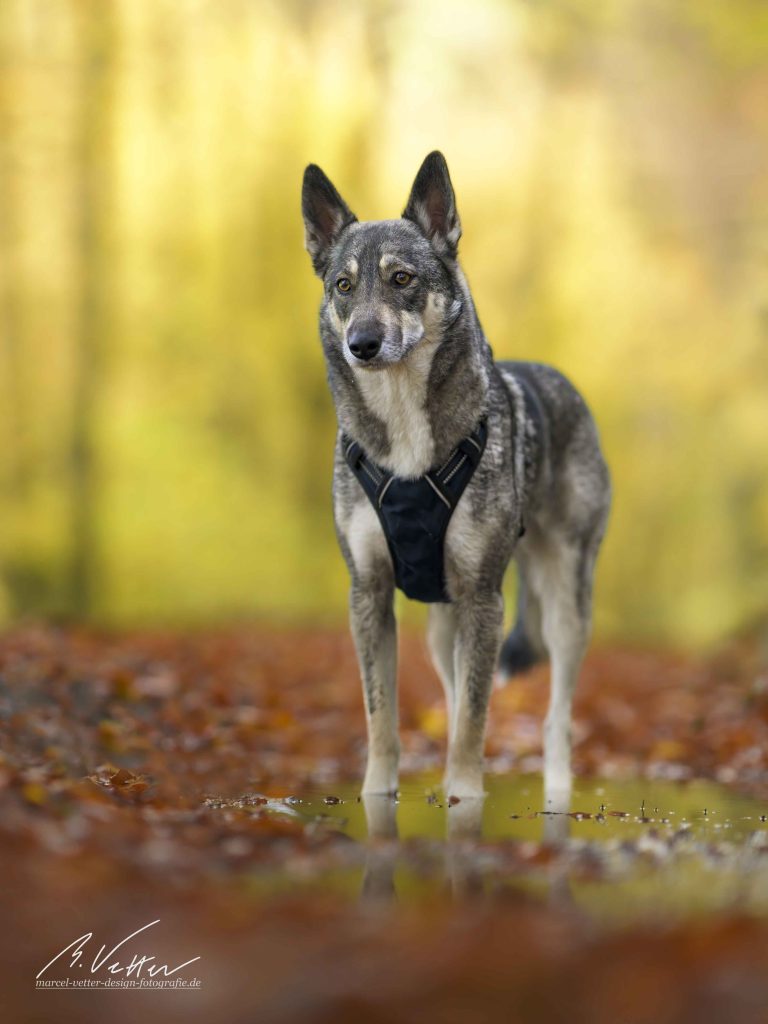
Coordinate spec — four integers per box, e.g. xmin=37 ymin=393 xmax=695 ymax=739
xmin=348 ymin=329 xmax=382 ymax=362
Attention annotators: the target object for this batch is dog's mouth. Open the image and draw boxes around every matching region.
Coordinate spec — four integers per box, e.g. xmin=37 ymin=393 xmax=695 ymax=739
xmin=346 ymin=334 xmax=427 ymax=372
xmin=346 ymin=348 xmax=398 ymax=371
xmin=352 ymin=357 xmax=389 ymax=370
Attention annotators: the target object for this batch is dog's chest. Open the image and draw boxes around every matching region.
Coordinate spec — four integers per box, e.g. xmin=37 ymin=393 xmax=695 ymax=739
xmin=355 ymin=343 xmax=437 ymax=478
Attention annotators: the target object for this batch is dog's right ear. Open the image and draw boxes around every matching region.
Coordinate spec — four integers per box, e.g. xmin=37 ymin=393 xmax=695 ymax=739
xmin=301 ymin=165 xmax=357 ymax=276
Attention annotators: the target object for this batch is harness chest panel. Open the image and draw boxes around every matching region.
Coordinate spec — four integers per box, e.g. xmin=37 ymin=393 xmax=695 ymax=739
xmin=342 ymin=420 xmax=488 ymax=603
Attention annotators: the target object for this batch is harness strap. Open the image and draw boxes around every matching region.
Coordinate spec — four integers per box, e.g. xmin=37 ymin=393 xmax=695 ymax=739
xmin=342 ymin=439 xmax=390 ymax=506
xmin=343 ymin=419 xmax=487 ymax=508
xmin=340 ymin=419 xmax=488 ymax=603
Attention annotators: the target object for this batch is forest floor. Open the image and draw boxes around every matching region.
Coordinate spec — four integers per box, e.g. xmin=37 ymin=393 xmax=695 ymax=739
xmin=2 ymin=623 xmax=768 ymax=1023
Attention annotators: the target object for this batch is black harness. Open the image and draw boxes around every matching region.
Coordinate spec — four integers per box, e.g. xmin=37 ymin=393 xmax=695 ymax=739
xmin=342 ymin=420 xmax=488 ymax=603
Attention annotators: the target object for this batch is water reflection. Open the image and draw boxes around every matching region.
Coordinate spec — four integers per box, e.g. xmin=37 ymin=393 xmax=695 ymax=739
xmin=444 ymin=798 xmax=486 ymax=898
xmin=360 ymin=785 xmax=573 ymax=903
xmin=361 ymin=795 xmax=397 ymax=902
xmin=286 ymin=774 xmax=768 ymax=918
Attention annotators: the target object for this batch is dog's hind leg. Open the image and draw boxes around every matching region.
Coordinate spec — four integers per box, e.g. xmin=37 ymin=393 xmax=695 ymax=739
xmin=444 ymin=590 xmax=505 ymax=798
xmin=528 ymin=532 xmax=597 ymax=807
xmin=427 ymin=604 xmax=457 ymax=731
xmin=349 ymin=580 xmax=399 ymax=796
xmin=497 ymin=555 xmax=546 ymax=681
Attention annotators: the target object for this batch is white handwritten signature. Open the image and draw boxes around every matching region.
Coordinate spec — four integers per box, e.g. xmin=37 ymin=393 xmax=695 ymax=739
xmin=37 ymin=920 xmax=201 ymax=980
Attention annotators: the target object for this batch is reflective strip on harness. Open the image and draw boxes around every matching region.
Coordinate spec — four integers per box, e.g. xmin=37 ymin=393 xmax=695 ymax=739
xmin=342 ymin=420 xmax=488 ymax=603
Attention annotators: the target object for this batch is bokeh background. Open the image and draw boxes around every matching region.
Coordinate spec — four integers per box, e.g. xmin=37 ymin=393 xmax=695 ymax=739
xmin=0 ymin=0 xmax=766 ymax=647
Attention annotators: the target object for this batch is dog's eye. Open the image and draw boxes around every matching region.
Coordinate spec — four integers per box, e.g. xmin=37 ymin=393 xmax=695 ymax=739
xmin=392 ymin=271 xmax=413 ymax=287
xmin=336 ymin=277 xmax=352 ymax=293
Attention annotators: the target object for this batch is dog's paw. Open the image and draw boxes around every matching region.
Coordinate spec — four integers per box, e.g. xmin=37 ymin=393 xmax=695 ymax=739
xmin=443 ymin=768 xmax=485 ymax=801
xmin=361 ymin=760 xmax=398 ymax=797
xmin=543 ymin=770 xmax=573 ymax=814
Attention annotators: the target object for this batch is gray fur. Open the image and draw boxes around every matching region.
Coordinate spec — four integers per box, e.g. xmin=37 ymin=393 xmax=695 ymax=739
xmin=301 ymin=151 xmax=611 ymax=803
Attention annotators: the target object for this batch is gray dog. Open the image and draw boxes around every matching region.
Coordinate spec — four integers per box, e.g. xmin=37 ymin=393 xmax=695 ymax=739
xmin=301 ymin=151 xmax=610 ymax=804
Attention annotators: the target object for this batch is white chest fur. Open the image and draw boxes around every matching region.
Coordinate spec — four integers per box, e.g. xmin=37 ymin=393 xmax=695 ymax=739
xmin=354 ymin=337 xmax=439 ymax=478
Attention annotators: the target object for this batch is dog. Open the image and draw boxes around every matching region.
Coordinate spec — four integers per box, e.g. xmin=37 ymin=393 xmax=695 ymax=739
xmin=301 ymin=151 xmax=610 ymax=804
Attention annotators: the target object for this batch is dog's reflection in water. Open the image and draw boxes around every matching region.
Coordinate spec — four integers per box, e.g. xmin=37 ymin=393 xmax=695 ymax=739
xmin=360 ymin=795 xmax=399 ymax=901
xmin=360 ymin=791 xmax=573 ymax=904
xmin=541 ymin=790 xmax=573 ymax=908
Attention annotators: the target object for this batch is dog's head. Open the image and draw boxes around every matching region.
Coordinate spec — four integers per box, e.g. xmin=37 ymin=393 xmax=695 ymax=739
xmin=301 ymin=152 xmax=464 ymax=369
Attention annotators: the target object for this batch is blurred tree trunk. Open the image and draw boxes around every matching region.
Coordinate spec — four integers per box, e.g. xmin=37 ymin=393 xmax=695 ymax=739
xmin=0 ymin=6 xmax=28 ymax=500
xmin=68 ymin=0 xmax=116 ymax=618
xmin=0 ymin=5 xmax=31 ymax=615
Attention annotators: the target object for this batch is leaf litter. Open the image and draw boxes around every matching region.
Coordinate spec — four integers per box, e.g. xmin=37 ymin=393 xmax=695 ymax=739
xmin=2 ymin=623 xmax=768 ymax=1022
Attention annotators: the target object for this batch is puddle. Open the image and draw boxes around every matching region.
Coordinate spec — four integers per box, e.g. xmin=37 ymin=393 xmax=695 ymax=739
xmin=292 ymin=773 xmax=768 ymax=843
xmin=241 ymin=773 xmax=768 ymax=920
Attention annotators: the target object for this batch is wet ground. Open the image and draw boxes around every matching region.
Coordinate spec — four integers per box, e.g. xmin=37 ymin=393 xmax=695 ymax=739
xmin=242 ymin=773 xmax=768 ymax=921
xmin=5 ymin=629 xmax=768 ymax=1021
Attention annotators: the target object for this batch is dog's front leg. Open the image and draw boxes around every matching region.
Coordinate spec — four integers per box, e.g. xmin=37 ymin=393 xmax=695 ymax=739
xmin=445 ymin=590 xmax=504 ymax=798
xmin=349 ymin=581 xmax=399 ymax=795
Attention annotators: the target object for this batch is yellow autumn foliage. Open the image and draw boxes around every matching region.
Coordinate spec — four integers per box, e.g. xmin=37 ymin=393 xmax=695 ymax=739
xmin=0 ymin=0 xmax=766 ymax=647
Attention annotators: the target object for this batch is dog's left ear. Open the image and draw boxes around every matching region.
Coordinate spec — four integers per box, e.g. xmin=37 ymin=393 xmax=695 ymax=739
xmin=302 ymin=164 xmax=357 ymax=276
xmin=402 ymin=151 xmax=461 ymax=259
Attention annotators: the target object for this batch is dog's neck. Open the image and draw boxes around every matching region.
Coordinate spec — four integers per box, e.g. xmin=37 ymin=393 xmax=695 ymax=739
xmin=323 ymin=272 xmax=491 ymax=479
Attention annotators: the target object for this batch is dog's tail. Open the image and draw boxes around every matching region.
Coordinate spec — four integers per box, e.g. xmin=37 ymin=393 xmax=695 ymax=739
xmin=497 ymin=580 xmax=546 ymax=681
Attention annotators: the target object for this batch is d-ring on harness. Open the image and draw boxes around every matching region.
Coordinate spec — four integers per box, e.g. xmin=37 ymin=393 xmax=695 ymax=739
xmin=341 ymin=420 xmax=488 ymax=603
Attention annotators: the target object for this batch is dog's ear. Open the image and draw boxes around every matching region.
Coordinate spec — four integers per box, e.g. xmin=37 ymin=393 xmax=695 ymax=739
xmin=402 ymin=151 xmax=461 ymax=259
xmin=302 ymin=164 xmax=357 ymax=276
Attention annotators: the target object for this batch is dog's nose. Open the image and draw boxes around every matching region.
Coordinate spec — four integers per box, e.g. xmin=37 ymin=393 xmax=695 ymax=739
xmin=348 ymin=331 xmax=381 ymax=362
